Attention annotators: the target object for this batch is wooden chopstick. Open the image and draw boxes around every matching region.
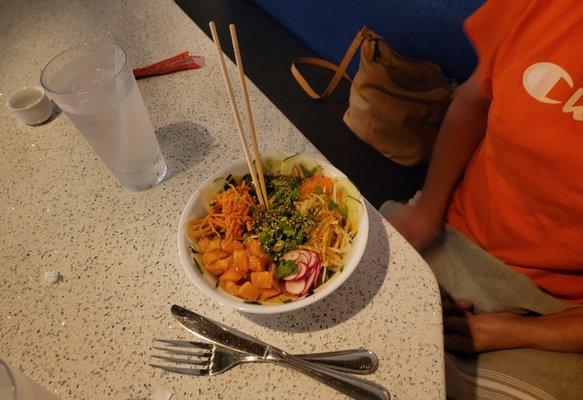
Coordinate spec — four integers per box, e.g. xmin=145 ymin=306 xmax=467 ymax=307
xmin=208 ymin=21 xmax=267 ymax=208
xmin=229 ymin=24 xmax=269 ymax=208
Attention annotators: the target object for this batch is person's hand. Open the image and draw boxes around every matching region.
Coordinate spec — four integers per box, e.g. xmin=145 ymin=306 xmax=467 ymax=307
xmin=443 ymin=300 xmax=529 ymax=353
xmin=381 ymin=202 xmax=442 ymax=250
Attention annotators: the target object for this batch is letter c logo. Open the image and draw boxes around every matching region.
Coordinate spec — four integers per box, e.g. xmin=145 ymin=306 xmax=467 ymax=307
xmin=523 ymin=62 xmax=573 ymax=104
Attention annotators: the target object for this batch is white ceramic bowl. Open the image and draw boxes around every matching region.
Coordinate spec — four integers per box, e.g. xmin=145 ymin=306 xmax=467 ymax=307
xmin=178 ymin=154 xmax=369 ymax=314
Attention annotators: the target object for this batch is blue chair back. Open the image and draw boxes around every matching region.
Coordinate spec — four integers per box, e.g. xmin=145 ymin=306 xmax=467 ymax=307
xmin=252 ymin=0 xmax=485 ymax=81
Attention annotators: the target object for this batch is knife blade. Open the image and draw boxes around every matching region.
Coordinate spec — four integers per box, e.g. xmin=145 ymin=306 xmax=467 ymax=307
xmin=171 ymin=304 xmax=273 ymax=358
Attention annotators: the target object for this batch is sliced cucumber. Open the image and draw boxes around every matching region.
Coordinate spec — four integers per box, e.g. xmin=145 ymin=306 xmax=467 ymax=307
xmin=263 ymin=155 xmax=284 ymax=175
xmin=335 ymin=177 xmax=363 ymax=231
xmin=280 ymin=154 xmax=321 ymax=177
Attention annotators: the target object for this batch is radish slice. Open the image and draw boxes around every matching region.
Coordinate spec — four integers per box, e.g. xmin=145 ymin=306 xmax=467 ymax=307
xmin=307 ymin=252 xmax=319 ymax=269
xmin=301 ymin=271 xmax=317 ymax=296
xmin=285 ymin=280 xmax=306 ymax=295
xmin=305 ymin=252 xmax=314 ymax=267
xmin=282 ymin=250 xmax=313 ymax=266
xmin=282 ymin=250 xmax=309 ymax=268
xmin=283 ymin=262 xmax=304 ymax=281
xmin=298 ymin=249 xmax=311 ymax=260
xmin=296 ymin=252 xmax=310 ymax=265
xmin=302 ymin=263 xmax=323 ymax=296
xmin=282 ymin=250 xmax=302 ymax=262
xmin=284 ymin=262 xmax=308 ymax=281
xmin=291 ymin=263 xmax=309 ymax=281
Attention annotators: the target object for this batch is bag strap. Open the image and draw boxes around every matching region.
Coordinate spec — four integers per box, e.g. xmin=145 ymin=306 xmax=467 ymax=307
xmin=291 ymin=27 xmax=371 ymax=99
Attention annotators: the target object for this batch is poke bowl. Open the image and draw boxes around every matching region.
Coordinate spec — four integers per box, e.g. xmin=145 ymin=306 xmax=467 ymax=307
xmin=177 ymin=153 xmax=369 ymax=314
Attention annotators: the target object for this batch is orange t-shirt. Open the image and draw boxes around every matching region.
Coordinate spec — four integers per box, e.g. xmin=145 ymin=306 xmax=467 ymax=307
xmin=447 ymin=0 xmax=583 ymax=303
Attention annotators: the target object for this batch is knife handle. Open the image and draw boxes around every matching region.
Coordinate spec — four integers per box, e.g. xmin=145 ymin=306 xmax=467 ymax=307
xmin=275 ymin=353 xmax=390 ymax=400
xmin=295 ymin=349 xmax=378 ymax=374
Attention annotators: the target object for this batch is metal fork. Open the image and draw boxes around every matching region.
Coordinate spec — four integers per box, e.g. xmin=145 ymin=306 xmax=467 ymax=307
xmin=150 ymin=339 xmax=378 ymax=375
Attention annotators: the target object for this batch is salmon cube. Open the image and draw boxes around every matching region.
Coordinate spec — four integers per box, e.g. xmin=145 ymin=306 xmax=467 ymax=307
xmin=207 ymin=239 xmax=222 ymax=252
xmin=233 ymin=250 xmax=249 ymax=270
xmin=222 ymin=240 xmax=245 ymax=254
xmin=259 ymin=288 xmax=281 ymax=301
xmin=221 ymin=280 xmax=241 ymax=296
xmin=235 ymin=281 xmax=261 ymax=301
xmin=237 ymin=268 xmax=249 ymax=280
xmin=247 ymin=239 xmax=268 ymax=259
xmin=212 ymin=255 xmax=233 ymax=274
xmin=202 ymin=250 xmax=228 ymax=266
xmin=248 ymin=255 xmax=265 ymax=272
xmin=233 ymin=250 xmax=249 ymax=279
xmin=219 ymin=267 xmax=243 ymax=283
xmin=206 ymin=259 xmax=229 ymax=276
xmin=251 ymin=271 xmax=274 ymax=289
xmin=196 ymin=238 xmax=210 ymax=252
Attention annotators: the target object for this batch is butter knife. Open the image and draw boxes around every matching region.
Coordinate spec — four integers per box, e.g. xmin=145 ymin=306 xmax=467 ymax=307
xmin=171 ymin=305 xmax=390 ymax=400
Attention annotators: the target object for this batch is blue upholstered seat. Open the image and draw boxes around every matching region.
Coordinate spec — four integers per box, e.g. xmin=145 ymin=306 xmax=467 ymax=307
xmin=251 ymin=0 xmax=485 ymax=82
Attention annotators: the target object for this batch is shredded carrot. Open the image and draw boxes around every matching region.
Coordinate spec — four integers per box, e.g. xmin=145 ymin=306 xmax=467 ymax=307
xmin=187 ymin=182 xmax=256 ymax=242
xmin=299 ymin=174 xmax=333 ymax=200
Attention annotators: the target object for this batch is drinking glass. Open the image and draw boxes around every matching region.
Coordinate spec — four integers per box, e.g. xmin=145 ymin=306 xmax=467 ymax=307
xmin=40 ymin=41 xmax=167 ymax=191
xmin=0 ymin=359 xmax=60 ymax=400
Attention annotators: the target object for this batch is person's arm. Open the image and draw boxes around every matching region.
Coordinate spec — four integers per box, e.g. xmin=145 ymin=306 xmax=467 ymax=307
xmin=383 ymin=71 xmax=490 ymax=249
xmin=416 ymin=71 xmax=490 ymax=227
xmin=444 ymin=302 xmax=583 ymax=353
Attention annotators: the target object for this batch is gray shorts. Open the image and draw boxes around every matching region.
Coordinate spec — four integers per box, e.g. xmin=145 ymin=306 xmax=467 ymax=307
xmin=422 ymin=225 xmax=583 ymax=400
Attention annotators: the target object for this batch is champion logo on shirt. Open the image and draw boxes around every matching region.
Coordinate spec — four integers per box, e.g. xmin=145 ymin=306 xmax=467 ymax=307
xmin=523 ymin=62 xmax=583 ymax=121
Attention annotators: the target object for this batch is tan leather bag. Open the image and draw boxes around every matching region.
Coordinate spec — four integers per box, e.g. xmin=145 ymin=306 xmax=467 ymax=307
xmin=292 ymin=27 xmax=456 ymax=166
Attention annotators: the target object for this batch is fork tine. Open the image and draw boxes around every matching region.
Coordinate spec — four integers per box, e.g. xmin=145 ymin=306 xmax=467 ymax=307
xmin=150 ymin=364 xmax=209 ymax=376
xmin=152 ymin=347 xmax=211 ymax=357
xmin=155 ymin=339 xmax=214 ymax=350
xmin=150 ymin=355 xmax=209 ymax=366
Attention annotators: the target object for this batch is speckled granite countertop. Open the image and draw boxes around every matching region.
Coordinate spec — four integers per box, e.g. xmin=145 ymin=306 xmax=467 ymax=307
xmin=0 ymin=1 xmax=444 ymax=399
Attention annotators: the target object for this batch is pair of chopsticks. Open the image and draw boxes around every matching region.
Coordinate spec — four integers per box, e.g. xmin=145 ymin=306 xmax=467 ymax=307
xmin=209 ymin=22 xmax=269 ymax=210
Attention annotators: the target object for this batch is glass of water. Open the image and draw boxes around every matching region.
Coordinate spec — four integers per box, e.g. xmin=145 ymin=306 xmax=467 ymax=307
xmin=0 ymin=359 xmax=60 ymax=400
xmin=40 ymin=41 xmax=167 ymax=191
